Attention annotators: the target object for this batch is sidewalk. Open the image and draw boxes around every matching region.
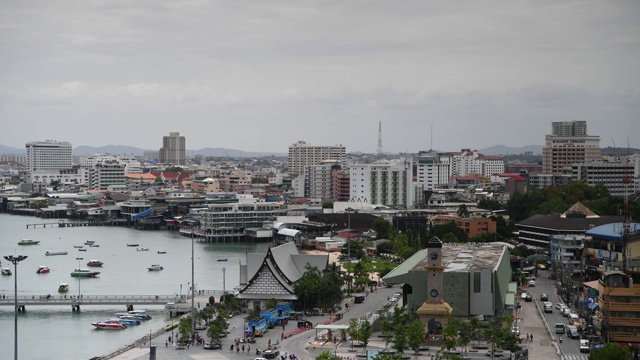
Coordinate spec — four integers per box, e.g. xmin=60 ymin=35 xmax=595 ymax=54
xmin=516 ymin=298 xmax=561 ymax=360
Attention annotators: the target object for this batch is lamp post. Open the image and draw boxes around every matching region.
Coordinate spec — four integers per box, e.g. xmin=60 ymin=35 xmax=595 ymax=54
xmin=191 ymin=229 xmax=195 ymax=343
xmin=76 ymin=257 xmax=83 ymax=300
xmin=4 ymin=255 xmax=27 ymax=360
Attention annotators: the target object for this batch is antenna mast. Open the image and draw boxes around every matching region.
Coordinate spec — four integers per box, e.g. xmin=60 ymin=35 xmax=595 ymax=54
xmin=377 ymin=121 xmax=384 ymax=157
xmin=622 ymin=138 xmax=632 ymax=273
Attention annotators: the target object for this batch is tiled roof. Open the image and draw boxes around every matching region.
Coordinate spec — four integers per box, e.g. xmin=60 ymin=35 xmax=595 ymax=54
xmin=561 ymin=202 xmax=598 ymax=218
xmin=518 ymin=214 xmax=625 ymax=231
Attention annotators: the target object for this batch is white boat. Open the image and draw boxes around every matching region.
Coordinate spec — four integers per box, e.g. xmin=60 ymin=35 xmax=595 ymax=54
xmin=137 ymin=248 xmax=149 ymax=251
xmin=1 ymin=268 xmax=11 ymax=276
xmin=148 ymin=264 xmax=163 ymax=271
xmin=84 ymin=240 xmax=95 ymax=245
xmin=73 ymin=245 xmax=84 ymax=248
xmin=18 ymin=239 xmax=40 ymax=245
xmin=91 ymin=322 xmax=126 ymax=330
xmin=46 ymin=251 xmax=69 ymax=256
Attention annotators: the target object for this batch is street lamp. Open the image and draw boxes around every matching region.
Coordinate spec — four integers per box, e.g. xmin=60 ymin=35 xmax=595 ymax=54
xmin=76 ymin=257 xmax=83 ymax=299
xmin=4 ymin=255 xmax=27 ymax=360
xmin=191 ymin=229 xmax=195 ymax=343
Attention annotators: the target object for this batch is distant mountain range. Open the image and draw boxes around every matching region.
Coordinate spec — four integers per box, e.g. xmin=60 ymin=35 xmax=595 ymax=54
xmin=1 ymin=143 xmax=636 ymax=157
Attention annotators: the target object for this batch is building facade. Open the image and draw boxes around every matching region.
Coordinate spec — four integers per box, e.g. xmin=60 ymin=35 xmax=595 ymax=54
xmin=287 ymin=141 xmax=345 ymax=176
xmin=571 ymin=158 xmax=636 ymax=197
xmin=542 ymin=121 xmax=601 ymax=175
xmin=159 ymin=132 xmax=186 ymax=165
xmin=349 ymin=158 xmax=413 ymax=208
xmin=25 ymin=140 xmax=73 ymax=171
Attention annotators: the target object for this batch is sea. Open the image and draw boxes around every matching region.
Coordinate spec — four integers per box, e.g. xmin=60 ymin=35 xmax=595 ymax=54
xmin=0 ymin=213 xmax=272 ymax=360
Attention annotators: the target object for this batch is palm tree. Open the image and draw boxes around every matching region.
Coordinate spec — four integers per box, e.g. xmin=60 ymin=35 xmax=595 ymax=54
xmin=457 ymin=204 xmax=469 ymax=218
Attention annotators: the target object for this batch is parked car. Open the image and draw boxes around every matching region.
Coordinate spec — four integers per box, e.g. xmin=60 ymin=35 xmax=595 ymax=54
xmin=540 ymin=293 xmax=548 ymax=301
xmin=525 ymin=294 xmax=533 ymax=302
xmin=528 ymin=280 xmax=536 ymax=287
xmin=204 ymin=342 xmax=222 ymax=350
xmin=306 ymin=308 xmax=323 ymax=316
xmin=562 ymin=307 xmax=571 ymax=317
xmin=511 ymin=327 xmax=520 ymax=336
xmin=297 ymin=320 xmax=313 ymax=328
xmin=556 ymin=303 xmax=564 ymax=310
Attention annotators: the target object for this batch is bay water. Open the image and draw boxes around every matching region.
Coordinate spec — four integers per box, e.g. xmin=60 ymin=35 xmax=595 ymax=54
xmin=0 ymin=213 xmax=271 ymax=360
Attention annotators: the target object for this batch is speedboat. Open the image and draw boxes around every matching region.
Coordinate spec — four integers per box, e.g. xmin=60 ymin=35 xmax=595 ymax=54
xmin=18 ymin=239 xmax=40 ymax=245
xmin=84 ymin=240 xmax=95 ymax=245
xmin=89 ymin=244 xmax=100 ymax=247
xmin=148 ymin=264 xmax=163 ymax=271
xmin=91 ymin=322 xmax=126 ymax=330
xmin=217 ymin=258 xmax=228 ymax=262
xmin=70 ymin=269 xmax=100 ymax=277
xmin=137 ymin=248 xmax=149 ymax=251
xmin=127 ymin=243 xmax=139 ymax=247
xmin=46 ymin=251 xmax=69 ymax=256
xmin=87 ymin=260 xmax=103 ymax=267
xmin=157 ymin=250 xmax=167 ymax=254
xmin=73 ymin=245 xmax=84 ymax=248
xmin=1 ymin=268 xmax=11 ymax=276
xmin=37 ymin=266 xmax=51 ymax=274
xmin=58 ymin=283 xmax=69 ymax=292
xmin=105 ymin=317 xmax=141 ymax=326
xmin=78 ymin=248 xmax=87 ymax=251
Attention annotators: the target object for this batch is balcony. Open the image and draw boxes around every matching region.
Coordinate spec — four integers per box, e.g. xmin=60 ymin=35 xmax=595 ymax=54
xmin=609 ymin=331 xmax=640 ymax=343
xmin=609 ymin=317 xmax=640 ymax=327
xmin=602 ymin=301 xmax=640 ymax=312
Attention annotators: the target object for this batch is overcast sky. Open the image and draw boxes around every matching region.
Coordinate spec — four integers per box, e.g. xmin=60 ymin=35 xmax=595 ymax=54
xmin=1 ymin=0 xmax=639 ymax=154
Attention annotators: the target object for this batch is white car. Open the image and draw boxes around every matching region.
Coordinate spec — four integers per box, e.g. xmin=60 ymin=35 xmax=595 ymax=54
xmin=528 ymin=280 xmax=536 ymax=287
xmin=556 ymin=303 xmax=564 ymax=310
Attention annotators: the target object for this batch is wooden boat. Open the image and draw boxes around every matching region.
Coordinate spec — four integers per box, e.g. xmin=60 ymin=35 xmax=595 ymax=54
xmin=91 ymin=322 xmax=126 ymax=330
xmin=36 ymin=266 xmax=51 ymax=274
xmin=58 ymin=283 xmax=69 ymax=292
xmin=70 ymin=268 xmax=100 ymax=277
xmin=18 ymin=239 xmax=40 ymax=245
xmin=148 ymin=264 xmax=163 ymax=271
xmin=87 ymin=260 xmax=103 ymax=267
xmin=46 ymin=251 xmax=69 ymax=256
xmin=1 ymin=268 xmax=11 ymax=276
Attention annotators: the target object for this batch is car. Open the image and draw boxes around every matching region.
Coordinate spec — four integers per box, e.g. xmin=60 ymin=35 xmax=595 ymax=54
xmin=520 ymin=292 xmax=528 ymax=300
xmin=567 ymin=326 xmax=580 ymax=339
xmin=562 ymin=307 xmax=571 ymax=317
xmin=262 ymin=348 xmax=280 ymax=359
xmin=528 ymin=280 xmax=536 ymax=287
xmin=204 ymin=342 xmax=222 ymax=350
xmin=525 ymin=294 xmax=533 ymax=302
xmin=485 ymin=350 xmax=504 ymax=357
xmin=556 ymin=303 xmax=564 ymax=310
xmin=297 ymin=320 xmax=313 ymax=328
xmin=580 ymin=339 xmax=590 ymax=353
xmin=511 ymin=327 xmax=520 ymax=336
xmin=307 ymin=308 xmax=323 ymax=316
xmin=354 ymin=295 xmax=365 ymax=303
xmin=540 ymin=293 xmax=548 ymax=301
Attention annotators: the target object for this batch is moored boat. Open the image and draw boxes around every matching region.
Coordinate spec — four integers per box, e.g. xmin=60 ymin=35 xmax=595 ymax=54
xmin=137 ymin=247 xmax=149 ymax=251
xmin=91 ymin=322 xmax=126 ymax=330
xmin=46 ymin=251 xmax=69 ymax=256
xmin=1 ymin=268 xmax=11 ymax=276
xmin=37 ymin=266 xmax=51 ymax=274
xmin=107 ymin=317 xmax=141 ymax=326
xmin=78 ymin=248 xmax=87 ymax=251
xmin=73 ymin=245 xmax=84 ymax=248
xmin=157 ymin=250 xmax=166 ymax=254
xmin=87 ymin=260 xmax=103 ymax=267
xmin=58 ymin=283 xmax=69 ymax=292
xmin=70 ymin=269 xmax=100 ymax=277
xmin=217 ymin=258 xmax=228 ymax=262
xmin=148 ymin=264 xmax=163 ymax=271
xmin=89 ymin=244 xmax=100 ymax=247
xmin=18 ymin=239 xmax=40 ymax=245
xmin=127 ymin=244 xmax=139 ymax=247
xmin=84 ymin=240 xmax=95 ymax=245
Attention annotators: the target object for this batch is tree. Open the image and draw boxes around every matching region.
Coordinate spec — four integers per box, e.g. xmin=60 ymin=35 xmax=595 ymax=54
xmin=266 ymin=298 xmax=278 ymax=309
xmin=457 ymin=204 xmax=469 ymax=218
xmin=406 ymin=319 xmax=426 ymax=357
xmin=177 ymin=316 xmax=192 ymax=344
xmin=591 ymin=342 xmax=632 ymax=360
xmin=442 ymin=232 xmax=459 ymax=243
xmin=373 ymin=217 xmax=395 ymax=239
xmin=316 ymin=350 xmax=342 ymax=360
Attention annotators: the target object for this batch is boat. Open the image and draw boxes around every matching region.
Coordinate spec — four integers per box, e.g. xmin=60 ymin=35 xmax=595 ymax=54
xmin=105 ymin=317 xmax=140 ymax=326
xmin=70 ymin=269 xmax=100 ymax=277
xmin=18 ymin=239 xmax=40 ymax=245
xmin=84 ymin=240 xmax=95 ymax=245
xmin=87 ymin=260 xmax=103 ymax=267
xmin=130 ymin=313 xmax=151 ymax=320
xmin=148 ymin=264 xmax=163 ymax=271
xmin=1 ymin=268 xmax=11 ymax=276
xmin=157 ymin=251 xmax=166 ymax=254
xmin=46 ymin=251 xmax=69 ymax=256
xmin=91 ymin=322 xmax=126 ymax=330
xmin=73 ymin=245 xmax=84 ymax=248
xmin=217 ymin=258 xmax=228 ymax=262
xmin=36 ymin=266 xmax=51 ymax=274
xmin=89 ymin=244 xmax=100 ymax=247
xmin=127 ymin=244 xmax=139 ymax=247
xmin=78 ymin=248 xmax=87 ymax=252
xmin=58 ymin=283 xmax=69 ymax=292
xmin=137 ymin=248 xmax=149 ymax=251
xmin=115 ymin=310 xmax=151 ymax=320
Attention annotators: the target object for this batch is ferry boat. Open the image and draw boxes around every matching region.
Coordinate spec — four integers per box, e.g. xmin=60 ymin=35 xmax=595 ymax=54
xmin=46 ymin=251 xmax=69 ymax=256
xmin=91 ymin=322 xmax=126 ymax=330
xmin=58 ymin=283 xmax=69 ymax=292
xmin=1 ymin=268 xmax=11 ymax=276
xmin=18 ymin=239 xmax=40 ymax=246
xmin=148 ymin=264 xmax=163 ymax=271
xmin=87 ymin=260 xmax=103 ymax=267
xmin=36 ymin=266 xmax=51 ymax=274
xmin=70 ymin=268 xmax=100 ymax=278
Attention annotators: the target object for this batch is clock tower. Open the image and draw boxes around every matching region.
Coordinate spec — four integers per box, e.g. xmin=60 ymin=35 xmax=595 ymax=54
xmin=417 ymin=237 xmax=452 ymax=335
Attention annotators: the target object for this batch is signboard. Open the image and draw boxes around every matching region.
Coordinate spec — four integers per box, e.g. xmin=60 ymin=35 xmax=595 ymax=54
xmin=588 ymin=289 xmax=598 ymax=298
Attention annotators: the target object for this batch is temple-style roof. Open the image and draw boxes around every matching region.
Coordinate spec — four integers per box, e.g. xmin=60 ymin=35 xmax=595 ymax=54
xmin=561 ymin=202 xmax=599 ymax=218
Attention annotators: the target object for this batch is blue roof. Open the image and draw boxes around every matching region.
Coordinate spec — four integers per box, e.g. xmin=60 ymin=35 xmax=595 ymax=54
xmin=585 ymin=222 xmax=640 ymax=241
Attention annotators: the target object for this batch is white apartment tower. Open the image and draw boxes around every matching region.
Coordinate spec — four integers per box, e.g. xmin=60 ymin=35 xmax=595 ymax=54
xmin=25 ymin=140 xmax=73 ymax=171
xmin=350 ymin=158 xmax=413 ymax=208
xmin=542 ymin=121 xmax=601 ymax=175
xmin=160 ymin=132 xmax=186 ymax=165
xmin=288 ymin=141 xmax=346 ymax=176
xmin=415 ymin=151 xmax=452 ymax=190
xmin=450 ymin=149 xmax=505 ymax=177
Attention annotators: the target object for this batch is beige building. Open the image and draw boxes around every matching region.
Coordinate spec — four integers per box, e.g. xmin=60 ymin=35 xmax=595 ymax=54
xmin=287 ymin=140 xmax=345 ymax=176
xmin=542 ymin=121 xmax=601 ymax=175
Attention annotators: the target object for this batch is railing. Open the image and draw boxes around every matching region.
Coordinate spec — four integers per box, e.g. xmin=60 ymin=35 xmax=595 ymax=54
xmin=0 ymin=294 xmax=179 ymax=306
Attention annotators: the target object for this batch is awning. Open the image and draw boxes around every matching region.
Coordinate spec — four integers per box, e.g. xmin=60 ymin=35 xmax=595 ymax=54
xmin=588 ymin=302 xmax=599 ymax=310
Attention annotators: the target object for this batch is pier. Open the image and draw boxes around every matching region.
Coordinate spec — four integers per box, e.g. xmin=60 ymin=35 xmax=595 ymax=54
xmin=26 ymin=219 xmax=129 ymax=229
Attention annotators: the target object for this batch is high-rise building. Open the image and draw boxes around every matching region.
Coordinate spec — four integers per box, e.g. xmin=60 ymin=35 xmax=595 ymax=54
xmin=287 ymin=141 xmax=346 ymax=176
xmin=25 ymin=140 xmax=73 ymax=171
xmin=159 ymin=132 xmax=186 ymax=165
xmin=349 ymin=158 xmax=413 ymax=208
xmin=542 ymin=121 xmax=601 ymax=174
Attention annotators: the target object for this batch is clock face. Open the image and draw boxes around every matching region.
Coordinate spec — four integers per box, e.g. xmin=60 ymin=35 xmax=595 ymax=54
xmin=430 ymin=252 xmax=439 ymax=260
xmin=430 ymin=289 xmax=439 ymax=298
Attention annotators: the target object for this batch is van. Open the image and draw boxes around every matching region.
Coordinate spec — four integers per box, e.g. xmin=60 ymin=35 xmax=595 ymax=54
xmin=555 ymin=323 xmax=566 ymax=334
xmin=544 ymin=302 xmax=553 ymax=313
xmin=569 ymin=313 xmax=579 ymax=325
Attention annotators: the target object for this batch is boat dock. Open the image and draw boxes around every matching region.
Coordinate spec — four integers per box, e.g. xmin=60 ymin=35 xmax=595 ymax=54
xmin=25 ymin=219 xmax=130 ymax=229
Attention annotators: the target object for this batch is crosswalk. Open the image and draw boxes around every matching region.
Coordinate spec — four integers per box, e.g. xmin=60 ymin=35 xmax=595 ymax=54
xmin=563 ymin=355 xmax=589 ymax=360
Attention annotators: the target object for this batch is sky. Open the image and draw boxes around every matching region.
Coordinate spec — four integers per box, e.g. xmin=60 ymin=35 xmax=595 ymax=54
xmin=1 ymin=0 xmax=639 ymax=154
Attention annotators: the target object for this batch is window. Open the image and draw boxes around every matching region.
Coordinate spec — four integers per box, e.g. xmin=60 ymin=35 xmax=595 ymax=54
xmin=474 ymin=273 xmax=481 ymax=293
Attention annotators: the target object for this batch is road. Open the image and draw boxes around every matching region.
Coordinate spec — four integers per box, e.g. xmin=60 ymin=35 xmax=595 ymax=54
xmin=523 ymin=270 xmax=589 ymax=360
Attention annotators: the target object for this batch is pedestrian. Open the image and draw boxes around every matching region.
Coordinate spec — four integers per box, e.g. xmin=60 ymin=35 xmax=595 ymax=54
xmin=281 ymin=332 xmax=284 ymax=340
xmin=230 ymin=344 xmax=234 ymax=351
xmin=526 ymin=333 xmax=529 ymax=342
xmin=248 ymin=345 xmax=250 ymax=353
xmin=531 ymin=334 xmax=533 ymax=342
xmin=242 ymin=344 xmax=245 ymax=353
xmin=165 ymin=341 xmax=168 ymax=347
